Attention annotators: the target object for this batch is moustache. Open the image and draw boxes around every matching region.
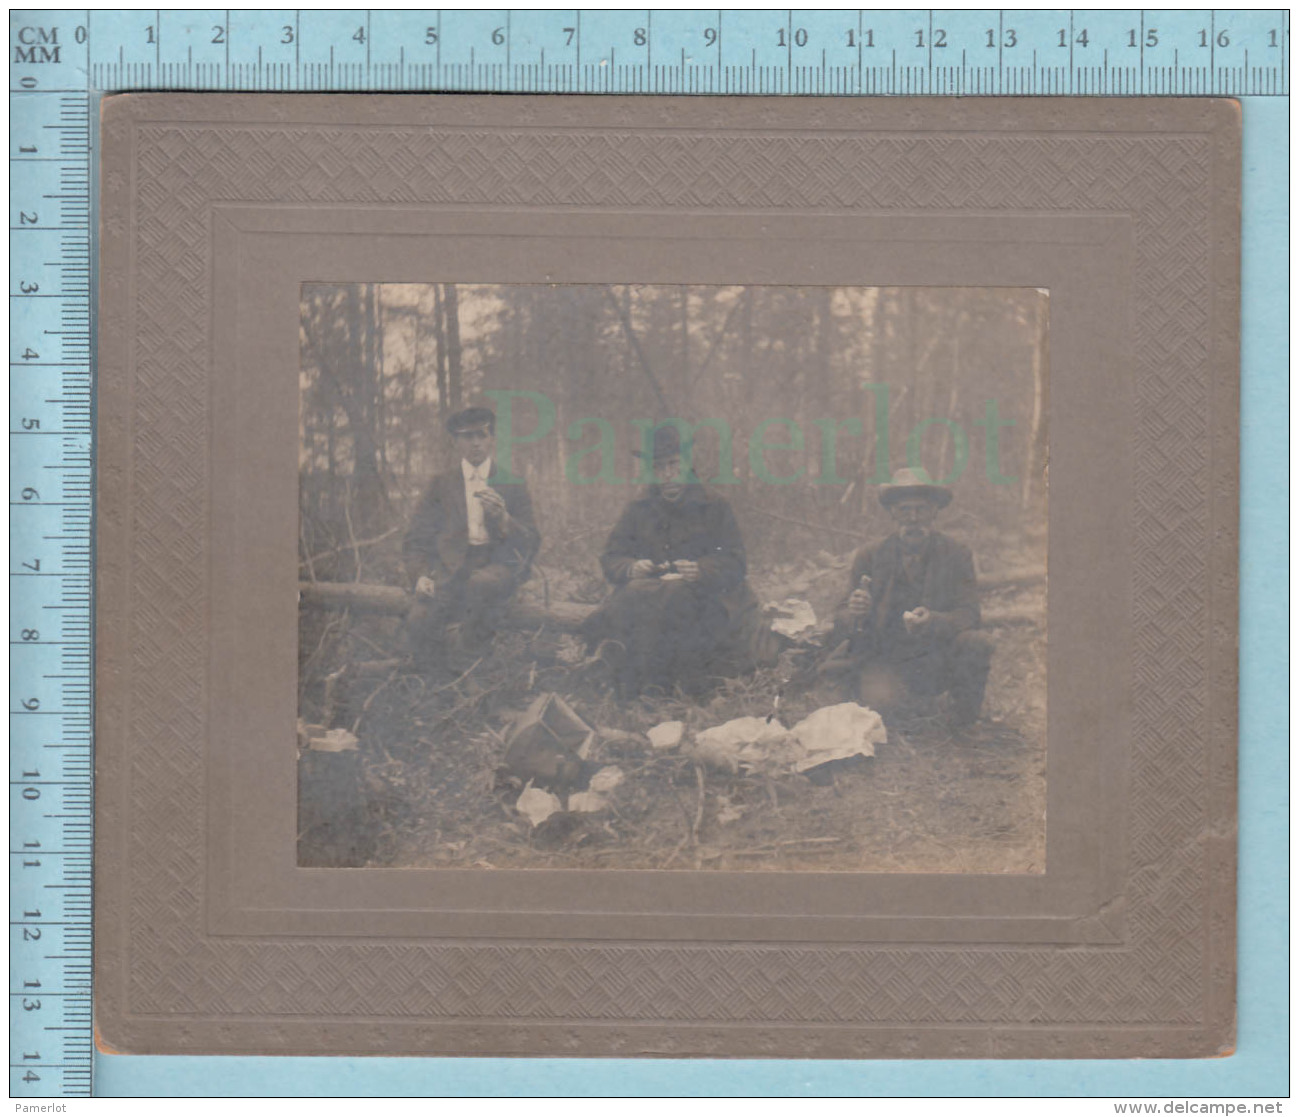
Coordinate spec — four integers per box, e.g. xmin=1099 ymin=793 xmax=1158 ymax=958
xmin=900 ymin=526 xmax=929 ymax=546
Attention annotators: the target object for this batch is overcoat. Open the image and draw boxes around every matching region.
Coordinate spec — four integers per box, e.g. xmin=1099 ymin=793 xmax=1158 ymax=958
xmin=597 ymin=483 xmax=751 ymax=632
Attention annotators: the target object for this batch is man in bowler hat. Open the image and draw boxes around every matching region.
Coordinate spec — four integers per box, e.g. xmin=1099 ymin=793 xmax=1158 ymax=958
xmin=825 ymin=467 xmax=993 ymax=728
xmin=401 ymin=405 xmax=540 ymax=667
xmin=582 ymin=425 xmax=753 ymax=699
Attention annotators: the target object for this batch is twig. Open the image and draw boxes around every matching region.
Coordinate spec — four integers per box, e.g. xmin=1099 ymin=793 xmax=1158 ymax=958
xmin=777 ymin=835 xmax=843 ymax=846
xmin=348 ymin=628 xmax=392 ymax=658
xmin=323 ymin=665 xmax=349 ymax=725
xmin=732 ymin=843 xmax=842 ymax=858
xmin=695 ymin=291 xmax=747 ymax=377
xmin=661 ymin=835 xmax=689 ymax=869
xmin=299 ymin=518 xmax=318 ymax=584
xmin=298 ymin=612 xmax=345 ymax=700
xmin=602 ymin=284 xmax=671 ymax=414
xmin=352 ymin=668 xmax=399 ymax=734
xmin=664 ymin=764 xmax=697 ymax=849
xmin=727 ymin=496 xmax=865 ymax=541
xmin=342 ymin=490 xmax=363 ymax=582
xmin=428 ymin=655 xmax=486 ymax=695
xmin=299 ymin=526 xmax=400 ymax=570
xmin=692 ymin=762 xmax=707 ymax=844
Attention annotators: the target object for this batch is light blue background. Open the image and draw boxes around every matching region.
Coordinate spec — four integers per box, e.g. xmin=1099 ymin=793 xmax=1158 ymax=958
xmin=89 ymin=94 xmax=1291 ymax=1103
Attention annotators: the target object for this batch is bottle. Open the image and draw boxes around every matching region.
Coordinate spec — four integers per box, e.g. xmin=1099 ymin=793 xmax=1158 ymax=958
xmin=849 ymin=574 xmax=873 ymax=655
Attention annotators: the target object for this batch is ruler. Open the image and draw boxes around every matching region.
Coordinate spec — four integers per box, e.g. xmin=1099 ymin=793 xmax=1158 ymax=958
xmin=9 ymin=49 xmax=94 ymax=1099
xmin=7 ymin=9 xmax=1291 ymax=94
xmin=7 ymin=6 xmax=1287 ymax=1100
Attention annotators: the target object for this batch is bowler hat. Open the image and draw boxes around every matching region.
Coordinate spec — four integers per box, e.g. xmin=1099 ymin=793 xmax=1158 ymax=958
xmin=446 ymin=406 xmax=495 ymax=435
xmin=878 ymin=466 xmax=952 ymax=509
xmin=632 ymin=424 xmax=684 ymax=464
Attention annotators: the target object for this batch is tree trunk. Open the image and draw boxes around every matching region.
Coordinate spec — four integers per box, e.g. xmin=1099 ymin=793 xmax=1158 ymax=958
xmin=443 ymin=283 xmax=464 ymax=410
xmin=433 ymin=285 xmax=449 ymax=418
xmin=1022 ymin=294 xmax=1050 ymax=512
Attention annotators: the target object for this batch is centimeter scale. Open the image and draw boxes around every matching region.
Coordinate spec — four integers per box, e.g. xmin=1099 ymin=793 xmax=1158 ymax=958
xmin=9 ymin=6 xmax=1288 ymax=1099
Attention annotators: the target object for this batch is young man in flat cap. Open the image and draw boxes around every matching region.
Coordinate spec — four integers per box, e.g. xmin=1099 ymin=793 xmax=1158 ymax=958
xmin=582 ymin=425 xmax=754 ymax=700
xmin=401 ymin=406 xmax=540 ymax=668
xmin=825 ymin=467 xmax=993 ymax=729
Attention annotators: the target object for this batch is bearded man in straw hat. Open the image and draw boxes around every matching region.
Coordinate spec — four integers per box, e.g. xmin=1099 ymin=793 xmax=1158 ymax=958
xmin=581 ymin=424 xmax=755 ymax=700
xmin=824 ymin=467 xmax=993 ymax=729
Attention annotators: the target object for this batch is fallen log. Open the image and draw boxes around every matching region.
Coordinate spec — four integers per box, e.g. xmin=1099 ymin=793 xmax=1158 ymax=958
xmin=299 ymin=581 xmax=409 ymax=614
xmin=300 ymin=580 xmax=1037 ymax=633
xmin=298 ymin=581 xmax=595 ymax=632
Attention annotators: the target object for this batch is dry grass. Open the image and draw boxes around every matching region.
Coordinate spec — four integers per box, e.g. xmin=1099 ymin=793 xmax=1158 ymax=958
xmin=298 ymin=549 xmax=1047 ymax=874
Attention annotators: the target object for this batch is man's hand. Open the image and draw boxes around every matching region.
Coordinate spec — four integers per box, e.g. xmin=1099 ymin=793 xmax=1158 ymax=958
xmin=903 ymin=606 xmax=932 ymax=632
xmin=629 ymin=559 xmax=657 ymax=580
xmin=674 ymin=560 xmax=701 ymax=583
xmin=415 ymin=575 xmax=437 ymax=599
xmin=474 ymin=486 xmax=509 ymax=527
xmin=846 ymin=587 xmax=873 ymax=616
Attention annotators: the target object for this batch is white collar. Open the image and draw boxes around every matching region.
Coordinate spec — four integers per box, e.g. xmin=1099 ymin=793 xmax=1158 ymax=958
xmin=461 ymin=457 xmax=492 ymax=482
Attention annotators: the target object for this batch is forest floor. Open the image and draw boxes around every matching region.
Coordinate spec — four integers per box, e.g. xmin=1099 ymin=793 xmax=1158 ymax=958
xmin=297 ymin=541 xmax=1047 ymax=874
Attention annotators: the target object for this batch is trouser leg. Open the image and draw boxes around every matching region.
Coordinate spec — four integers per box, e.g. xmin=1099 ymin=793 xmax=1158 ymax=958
xmin=461 ymin=562 xmax=516 ymax=647
xmin=402 ymin=554 xmax=516 ymax=666
xmin=835 ymin=630 xmax=992 ymax=725
xmin=860 ymin=640 xmax=945 ymax=716
xmin=403 ymin=596 xmax=461 ymax=672
xmin=947 ymin=630 xmax=994 ymax=726
xmin=858 ymin=662 xmax=908 ymax=714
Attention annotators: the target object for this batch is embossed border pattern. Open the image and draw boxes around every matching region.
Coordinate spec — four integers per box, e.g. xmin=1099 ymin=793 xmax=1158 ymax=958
xmin=96 ymin=96 xmax=1238 ymax=1058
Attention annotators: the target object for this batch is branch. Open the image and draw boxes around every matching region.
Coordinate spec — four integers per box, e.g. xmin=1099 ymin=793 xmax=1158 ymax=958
xmin=726 ymin=496 xmax=867 ymax=541
xmin=299 ymin=526 xmax=401 ymax=570
xmin=696 ymin=291 xmax=747 ymax=377
xmin=602 ymin=285 xmax=670 ymax=414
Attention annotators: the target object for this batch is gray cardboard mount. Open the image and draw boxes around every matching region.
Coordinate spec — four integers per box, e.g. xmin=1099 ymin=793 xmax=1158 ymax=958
xmin=95 ymin=95 xmax=1239 ymax=1058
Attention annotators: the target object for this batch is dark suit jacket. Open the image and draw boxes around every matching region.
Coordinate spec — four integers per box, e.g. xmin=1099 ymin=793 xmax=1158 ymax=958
xmin=831 ymin=530 xmax=980 ymax=654
xmin=598 ymin=483 xmax=751 ymax=623
xmin=402 ymin=463 xmax=539 ymax=586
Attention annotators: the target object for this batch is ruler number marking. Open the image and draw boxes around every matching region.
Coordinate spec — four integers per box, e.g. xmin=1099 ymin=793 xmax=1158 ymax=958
xmin=6 ymin=8 xmax=1286 ymax=1099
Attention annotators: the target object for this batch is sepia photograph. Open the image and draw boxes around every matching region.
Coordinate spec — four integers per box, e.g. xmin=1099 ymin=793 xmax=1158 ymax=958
xmin=297 ymin=282 xmax=1048 ymax=873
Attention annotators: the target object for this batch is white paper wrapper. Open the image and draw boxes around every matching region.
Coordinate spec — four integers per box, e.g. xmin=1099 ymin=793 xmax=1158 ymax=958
xmin=646 ymin=721 xmax=685 ymax=750
xmin=766 ymin=597 xmax=818 ymax=638
xmin=789 ymin=703 xmax=887 ymax=771
xmin=515 ymin=786 xmax=562 ymax=827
